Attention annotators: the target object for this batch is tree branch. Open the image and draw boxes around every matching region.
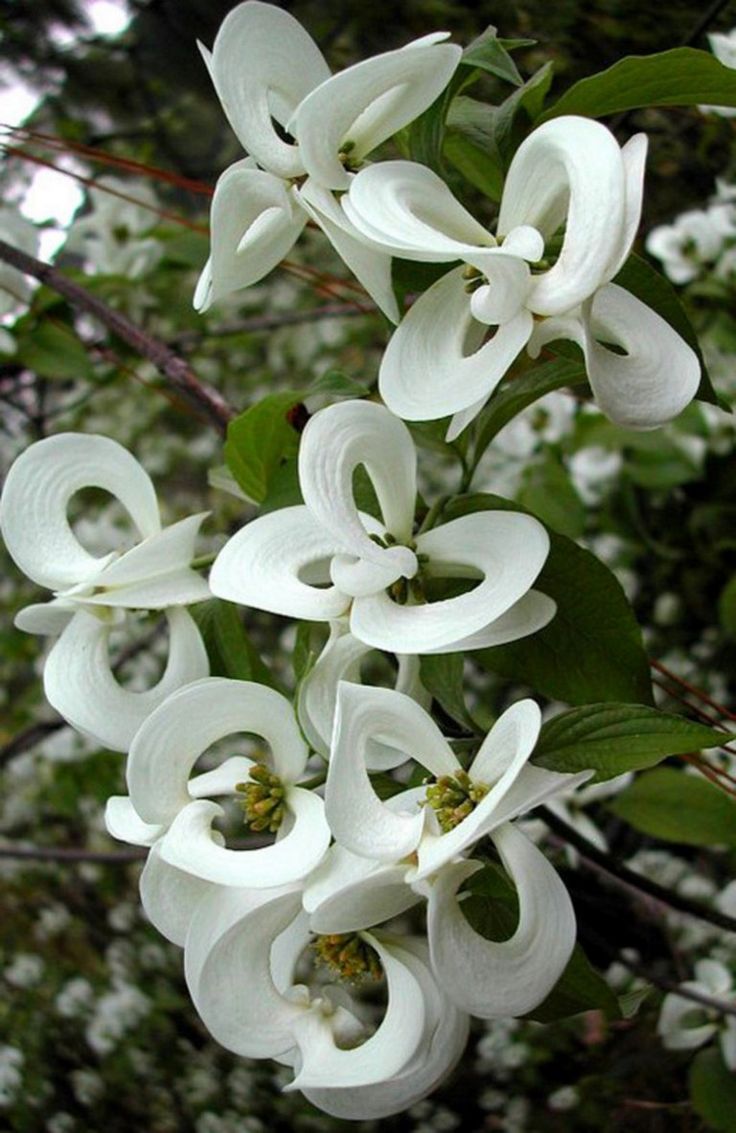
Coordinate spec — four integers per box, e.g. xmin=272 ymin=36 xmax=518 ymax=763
xmin=540 ymin=807 xmax=736 ymax=935
xmin=0 ymin=239 xmax=235 ymax=433
xmin=0 ymin=843 xmax=146 ymax=864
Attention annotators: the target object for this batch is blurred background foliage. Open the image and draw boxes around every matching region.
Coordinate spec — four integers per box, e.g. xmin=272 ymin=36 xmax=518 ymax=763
xmin=2 ymin=2 xmax=736 ymax=1132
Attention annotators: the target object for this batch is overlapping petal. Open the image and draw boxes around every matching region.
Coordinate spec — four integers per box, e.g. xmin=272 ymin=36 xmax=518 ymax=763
xmin=427 ymin=823 xmax=577 ymax=1017
xmin=43 ymin=607 xmax=209 ymax=752
xmin=139 ymin=841 xmax=217 ymax=946
xmin=304 ymin=843 xmax=422 ymax=933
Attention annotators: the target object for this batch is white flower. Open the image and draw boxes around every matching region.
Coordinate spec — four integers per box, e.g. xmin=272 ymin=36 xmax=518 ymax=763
xmin=345 ymin=116 xmax=699 ymax=435
xmin=646 ymin=207 xmax=730 ymax=283
xmin=0 ymin=433 xmax=210 ymax=749
xmin=67 ymin=176 xmax=163 ymax=279
xmin=195 ymin=0 xmax=461 ymax=318
xmin=318 ymin=683 xmax=589 ymax=1017
xmin=210 ymin=400 xmax=555 ymax=655
xmin=107 ymin=677 xmax=331 ymax=889
xmin=184 ymin=883 xmax=469 ymax=1119
xmin=658 ymin=958 xmax=736 ymax=1069
xmin=700 ymin=30 xmax=736 ymax=117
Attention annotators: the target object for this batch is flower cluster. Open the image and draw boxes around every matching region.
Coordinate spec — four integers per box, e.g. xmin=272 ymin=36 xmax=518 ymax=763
xmin=0 ymin=0 xmax=713 ymax=1121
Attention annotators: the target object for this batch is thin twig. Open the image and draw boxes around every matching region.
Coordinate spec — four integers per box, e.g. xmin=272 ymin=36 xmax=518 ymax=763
xmin=171 ymin=302 xmax=372 ymax=346
xmin=0 ymin=239 xmax=235 ymax=433
xmin=0 ymin=843 xmax=146 ymax=864
xmin=539 ymin=807 xmax=736 ymax=935
xmin=651 ymin=657 xmax=736 ymax=725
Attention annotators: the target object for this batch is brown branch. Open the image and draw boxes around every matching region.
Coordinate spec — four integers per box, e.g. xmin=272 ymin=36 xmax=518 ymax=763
xmin=0 ymin=843 xmax=146 ymax=864
xmin=0 ymin=239 xmax=235 ymax=433
xmin=539 ymin=807 xmax=736 ymax=936
xmin=171 ymin=302 xmax=372 ymax=346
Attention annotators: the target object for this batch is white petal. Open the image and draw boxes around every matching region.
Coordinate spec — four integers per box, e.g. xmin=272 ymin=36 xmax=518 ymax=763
xmin=299 ymin=400 xmax=417 ymax=564
xmin=43 ymin=607 xmax=209 ymax=752
xmin=658 ymin=990 xmax=717 ymax=1051
xmin=105 ymin=796 xmax=165 ymax=847
xmin=303 ymin=938 xmax=469 ymax=1119
xmin=288 ymin=932 xmax=427 ymax=1089
xmin=343 ymin=160 xmax=495 ymax=260
xmin=209 ymin=505 xmax=350 ymax=622
xmin=14 ymin=600 xmax=75 ymax=636
xmin=604 ymin=133 xmax=648 ymax=280
xmin=292 ymin=36 xmax=461 ymax=190
xmin=350 ymin=510 xmax=549 ymax=655
xmin=582 ymin=283 xmax=700 ymax=429
xmin=0 ymin=432 xmax=160 ymax=592
xmin=298 ymin=180 xmax=399 ymax=323
xmin=471 ymin=699 xmax=541 ymax=782
xmin=186 ymin=884 xmax=306 ymax=1058
xmin=160 ymin=791 xmax=330 ymax=887
xmin=189 ymin=755 xmax=256 ymax=799
xmin=499 ymin=116 xmax=627 ymax=316
xmin=197 ymin=162 xmax=307 ymax=310
xmin=139 ymin=841 xmax=217 ymax=946
xmin=127 ymin=677 xmax=309 ymax=826
xmin=325 ymin=683 xmax=454 ymax=862
xmin=468 ymin=256 xmax=533 ymax=326
xmin=428 ymin=824 xmax=577 ymax=1017
xmin=379 ymin=268 xmax=532 ymax=422
xmin=304 ymin=843 xmax=421 ymax=933
xmin=426 ymin=589 xmax=556 ymax=652
xmin=76 ymin=513 xmax=210 ymax=609
xmin=202 ymin=1 xmax=330 ymax=178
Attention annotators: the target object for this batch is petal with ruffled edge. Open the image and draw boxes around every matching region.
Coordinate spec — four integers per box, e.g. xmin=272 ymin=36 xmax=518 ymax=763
xmin=127 ymin=677 xmax=309 ymax=826
xmin=209 ymin=505 xmax=350 ymax=622
xmin=72 ymin=513 xmax=210 ymax=609
xmin=297 ymin=179 xmax=398 ymax=323
xmin=379 ymin=268 xmax=533 ymax=424
xmin=424 ymin=589 xmax=556 ymax=653
xmin=350 ymin=510 xmax=549 ymax=655
xmin=299 ymin=400 xmax=418 ymax=588
xmin=160 ymin=790 xmax=331 ymax=888
xmin=325 ymin=683 xmax=455 ymax=862
xmin=105 ymin=796 xmax=165 ymax=847
xmin=185 ymin=884 xmax=305 ymax=1058
xmin=139 ymin=841 xmax=217 ymax=947
xmin=43 ymin=607 xmax=209 ymax=752
xmin=581 ymin=283 xmax=700 ymax=430
xmin=0 ymin=432 xmax=160 ymax=592
xmin=498 ymin=116 xmax=627 ymax=316
xmin=200 ymin=1 xmax=330 ymax=179
xmin=195 ymin=161 xmax=307 ymax=312
xmin=292 ymin=34 xmax=461 ymax=191
xmin=288 ymin=931 xmax=427 ymax=1090
xmin=303 ymin=937 xmax=469 ymax=1119
xmin=343 ymin=160 xmax=496 ymax=261
xmin=427 ymin=824 xmax=577 ymax=1017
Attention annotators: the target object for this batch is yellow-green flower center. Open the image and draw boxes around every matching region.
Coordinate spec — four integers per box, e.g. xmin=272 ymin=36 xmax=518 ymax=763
xmin=338 ymin=138 xmax=363 ymax=173
xmin=236 ymin=763 xmax=286 ymax=833
xmin=312 ymin=932 xmax=383 ymax=984
xmin=425 ymin=769 xmax=489 ymax=833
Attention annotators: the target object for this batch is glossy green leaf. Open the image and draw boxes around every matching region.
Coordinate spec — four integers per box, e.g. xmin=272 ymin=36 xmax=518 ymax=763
xmin=492 ymin=62 xmax=555 ymax=164
xmin=444 ymin=97 xmax=505 ymax=200
xmin=453 ymin=493 xmax=652 ymax=705
xmin=534 ymin=703 xmax=726 ymax=783
xmin=420 ymin=653 xmax=479 ymax=732
xmin=610 ymin=767 xmax=736 ymax=847
xmin=690 ymin=1048 xmax=736 ymax=1133
xmin=459 ymin=26 xmax=527 ymax=86
xmin=539 ymin=47 xmax=736 ymax=122
xmin=16 ymin=321 xmax=94 ymax=380
xmin=518 ymin=452 xmax=585 ymax=539
xmin=224 ymin=390 xmax=303 ymax=504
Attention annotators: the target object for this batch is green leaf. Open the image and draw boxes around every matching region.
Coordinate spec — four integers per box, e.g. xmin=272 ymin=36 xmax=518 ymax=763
xmin=16 ymin=321 xmax=94 ymax=380
xmin=539 ymin=47 xmax=736 ymax=123
xmin=444 ymin=97 xmax=505 ymax=200
xmin=463 ymin=864 xmax=620 ymax=1021
xmin=459 ymin=27 xmax=527 ymax=87
xmin=420 ymin=653 xmax=478 ymax=732
xmin=259 ymin=456 xmax=303 ymax=514
xmin=718 ymin=575 xmax=736 ymax=638
xmin=690 ymin=1048 xmax=736 ymax=1133
xmin=190 ymin=600 xmax=277 ymax=689
xmin=224 ymin=390 xmax=303 ymax=504
xmin=471 ymin=357 xmax=587 ymax=471
xmin=615 ymin=253 xmax=720 ymax=407
xmin=308 ymin=370 xmax=368 ymax=398
xmin=492 ymin=62 xmax=555 ymax=165
xmin=518 ymin=452 xmax=585 ymax=539
xmin=534 ymin=703 xmax=726 ymax=783
xmin=162 ymin=230 xmax=210 ymax=268
xmin=453 ymin=493 xmax=652 ymax=705
xmin=610 ymin=767 xmax=736 ymax=848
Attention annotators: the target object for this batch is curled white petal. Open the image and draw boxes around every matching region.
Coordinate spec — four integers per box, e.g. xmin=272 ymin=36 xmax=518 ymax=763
xmin=14 ymin=600 xmax=75 ymax=636
xmin=43 ymin=607 xmax=209 ymax=752
xmin=304 ymin=843 xmax=421 ymax=933
xmin=292 ymin=35 xmax=461 ymax=190
xmin=379 ymin=268 xmax=532 ymax=423
xmin=428 ymin=824 xmax=577 ymax=1017
xmin=0 ymin=432 xmax=160 ymax=592
xmin=202 ymin=1 xmax=330 ymax=178
xmin=127 ymin=677 xmax=309 ymax=826
xmin=209 ymin=505 xmax=350 ymax=622
xmin=427 ymin=589 xmax=556 ymax=653
xmin=140 ymin=841 xmax=217 ymax=946
xmin=105 ymin=796 xmax=165 ymax=847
